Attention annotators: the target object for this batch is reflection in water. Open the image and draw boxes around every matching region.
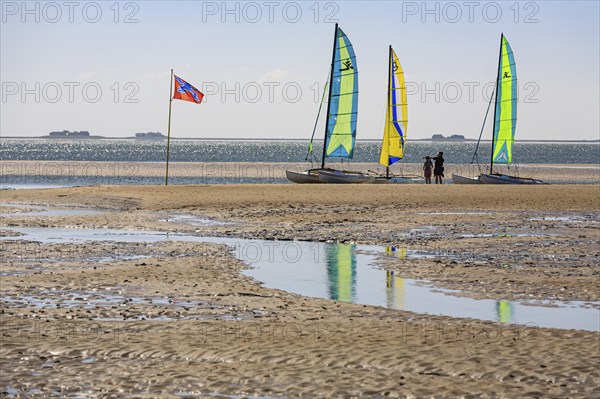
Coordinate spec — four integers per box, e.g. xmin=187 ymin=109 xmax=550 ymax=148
xmin=326 ymin=244 xmax=356 ymax=302
xmin=385 ymin=246 xmax=406 ymax=309
xmin=386 ymin=271 xmax=405 ymax=309
xmin=2 ymin=227 xmax=597 ymax=331
xmin=385 ymin=246 xmax=407 ymax=258
xmin=325 ymin=244 xmax=408 ymax=307
xmin=497 ymin=300 xmax=514 ymax=323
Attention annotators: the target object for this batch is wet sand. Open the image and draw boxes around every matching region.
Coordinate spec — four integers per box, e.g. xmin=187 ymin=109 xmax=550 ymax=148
xmin=2 ymin=160 xmax=599 ymax=184
xmin=1 ymin=184 xmax=599 ymax=398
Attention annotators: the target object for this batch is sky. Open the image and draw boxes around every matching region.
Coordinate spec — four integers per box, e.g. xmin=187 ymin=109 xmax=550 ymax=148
xmin=1 ymin=0 xmax=599 ymax=141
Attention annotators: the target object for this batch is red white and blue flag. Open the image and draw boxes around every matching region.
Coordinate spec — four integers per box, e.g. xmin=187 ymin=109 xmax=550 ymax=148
xmin=173 ymin=75 xmax=204 ymax=104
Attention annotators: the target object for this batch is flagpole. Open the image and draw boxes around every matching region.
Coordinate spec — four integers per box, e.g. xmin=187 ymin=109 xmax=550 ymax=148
xmin=165 ymin=69 xmax=174 ymax=185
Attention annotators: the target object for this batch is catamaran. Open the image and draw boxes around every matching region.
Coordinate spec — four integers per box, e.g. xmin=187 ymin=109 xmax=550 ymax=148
xmin=376 ymin=45 xmax=421 ymax=183
xmin=452 ymin=34 xmax=544 ymax=185
xmin=378 ymin=45 xmax=408 ymax=180
xmin=319 ymin=45 xmax=417 ymax=184
xmin=286 ymin=23 xmax=359 ymax=184
xmin=319 ymin=46 xmax=418 ymax=184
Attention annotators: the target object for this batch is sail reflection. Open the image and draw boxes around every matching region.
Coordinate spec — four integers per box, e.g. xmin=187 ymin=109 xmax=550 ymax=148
xmin=496 ymin=300 xmax=514 ymax=323
xmin=326 ymin=243 xmax=357 ymax=302
xmin=386 ymin=270 xmax=405 ymax=309
xmin=323 ymin=244 xmax=517 ymax=322
xmin=384 ymin=246 xmax=406 ymax=309
xmin=385 ymin=245 xmax=407 ymax=258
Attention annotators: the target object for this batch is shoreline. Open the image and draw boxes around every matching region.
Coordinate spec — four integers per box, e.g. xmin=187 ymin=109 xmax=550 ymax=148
xmin=1 ymin=161 xmax=599 ymax=185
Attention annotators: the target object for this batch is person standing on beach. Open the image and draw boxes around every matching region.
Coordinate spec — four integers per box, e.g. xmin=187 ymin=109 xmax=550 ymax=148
xmin=431 ymin=151 xmax=444 ymax=184
xmin=423 ymin=156 xmax=433 ymax=184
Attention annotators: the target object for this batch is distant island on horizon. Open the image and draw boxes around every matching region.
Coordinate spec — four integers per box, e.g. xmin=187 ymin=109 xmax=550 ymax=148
xmin=47 ymin=130 xmax=101 ymax=139
xmin=37 ymin=131 xmax=166 ymax=140
xmin=135 ymin=132 xmax=166 ymax=140
xmin=430 ymin=134 xmax=468 ymax=142
xmin=5 ymin=132 xmax=599 ymax=144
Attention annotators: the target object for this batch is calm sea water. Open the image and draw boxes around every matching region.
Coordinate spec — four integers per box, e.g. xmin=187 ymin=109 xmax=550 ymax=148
xmin=1 ymin=139 xmax=598 ymax=187
xmin=1 ymin=139 xmax=599 ymax=164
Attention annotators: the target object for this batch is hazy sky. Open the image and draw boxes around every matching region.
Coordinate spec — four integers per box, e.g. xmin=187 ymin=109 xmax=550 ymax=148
xmin=1 ymin=1 xmax=599 ymax=140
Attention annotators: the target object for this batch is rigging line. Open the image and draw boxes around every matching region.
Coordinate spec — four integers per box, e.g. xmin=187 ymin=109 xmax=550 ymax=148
xmin=471 ymin=85 xmax=496 ymax=164
xmin=305 ymin=69 xmax=331 ymax=161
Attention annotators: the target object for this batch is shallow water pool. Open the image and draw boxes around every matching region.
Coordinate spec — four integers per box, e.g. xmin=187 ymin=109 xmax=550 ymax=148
xmin=2 ymin=227 xmax=598 ymax=331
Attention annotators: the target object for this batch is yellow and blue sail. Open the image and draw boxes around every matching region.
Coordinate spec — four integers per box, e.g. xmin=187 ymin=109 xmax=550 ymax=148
xmin=380 ymin=47 xmax=408 ymax=167
xmin=325 ymin=28 xmax=358 ymax=159
xmin=492 ymin=35 xmax=517 ymax=164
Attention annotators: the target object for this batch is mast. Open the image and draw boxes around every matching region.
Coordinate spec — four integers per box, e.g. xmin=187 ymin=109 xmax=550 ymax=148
xmin=489 ymin=33 xmax=504 ymax=175
xmin=386 ymin=45 xmax=392 ymax=178
xmin=321 ymin=23 xmax=338 ymax=169
xmin=165 ymin=69 xmax=174 ymax=185
xmin=383 ymin=44 xmax=393 ymax=179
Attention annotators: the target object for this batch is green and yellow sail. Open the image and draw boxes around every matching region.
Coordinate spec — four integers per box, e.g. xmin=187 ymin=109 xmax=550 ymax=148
xmin=379 ymin=46 xmax=408 ymax=167
xmin=325 ymin=27 xmax=359 ymax=159
xmin=492 ymin=34 xmax=517 ymax=164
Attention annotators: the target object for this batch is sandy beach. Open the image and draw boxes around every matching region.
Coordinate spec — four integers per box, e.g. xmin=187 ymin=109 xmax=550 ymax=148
xmin=2 ymin=160 xmax=599 ymax=185
xmin=3 ymin=0 xmax=599 ymax=395
xmin=1 ymin=184 xmax=599 ymax=398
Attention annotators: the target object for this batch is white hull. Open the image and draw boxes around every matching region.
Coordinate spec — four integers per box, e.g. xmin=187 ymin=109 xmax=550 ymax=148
xmin=479 ymin=173 xmax=544 ymax=185
xmin=285 ymin=169 xmax=324 ymax=184
xmin=452 ymin=174 xmax=482 ymax=184
xmin=318 ymin=170 xmax=375 ymax=184
xmin=317 ymin=170 xmax=423 ymax=184
xmin=387 ymin=176 xmax=424 ymax=184
xmin=285 ymin=169 xmax=323 ymax=184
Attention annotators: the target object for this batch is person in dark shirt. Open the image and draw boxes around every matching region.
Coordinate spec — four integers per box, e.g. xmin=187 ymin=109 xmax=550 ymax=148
xmin=431 ymin=151 xmax=444 ymax=184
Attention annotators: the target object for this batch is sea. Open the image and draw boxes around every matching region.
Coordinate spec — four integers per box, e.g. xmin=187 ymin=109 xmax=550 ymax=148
xmin=1 ymin=139 xmax=598 ymax=187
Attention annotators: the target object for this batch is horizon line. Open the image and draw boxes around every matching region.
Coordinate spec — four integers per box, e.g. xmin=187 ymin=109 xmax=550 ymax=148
xmin=1 ymin=136 xmax=599 ymax=144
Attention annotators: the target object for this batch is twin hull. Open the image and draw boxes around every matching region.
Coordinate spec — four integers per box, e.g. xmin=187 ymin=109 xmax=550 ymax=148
xmin=286 ymin=169 xmax=420 ymax=184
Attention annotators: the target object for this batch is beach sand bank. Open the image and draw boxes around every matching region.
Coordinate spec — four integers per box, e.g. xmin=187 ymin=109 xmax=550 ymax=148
xmin=2 ymin=160 xmax=599 ymax=184
xmin=1 ymin=184 xmax=599 ymax=397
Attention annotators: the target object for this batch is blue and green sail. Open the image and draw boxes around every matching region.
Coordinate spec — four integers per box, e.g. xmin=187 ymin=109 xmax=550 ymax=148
xmin=492 ymin=34 xmax=517 ymax=165
xmin=324 ymin=27 xmax=358 ymax=159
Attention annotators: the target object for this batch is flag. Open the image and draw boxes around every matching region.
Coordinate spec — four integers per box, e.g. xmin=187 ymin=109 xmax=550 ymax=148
xmin=173 ymin=75 xmax=204 ymax=104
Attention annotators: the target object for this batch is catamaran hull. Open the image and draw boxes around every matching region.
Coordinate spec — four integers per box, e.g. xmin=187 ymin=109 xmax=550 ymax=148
xmin=318 ymin=170 xmax=373 ymax=184
xmin=320 ymin=170 xmax=425 ymax=184
xmin=386 ymin=176 xmax=424 ymax=184
xmin=316 ymin=170 xmax=422 ymax=184
xmin=479 ymin=174 xmax=544 ymax=185
xmin=452 ymin=174 xmax=482 ymax=184
xmin=285 ymin=170 xmax=324 ymax=184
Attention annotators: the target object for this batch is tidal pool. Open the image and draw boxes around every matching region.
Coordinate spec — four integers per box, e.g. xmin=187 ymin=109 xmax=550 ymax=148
xmin=2 ymin=227 xmax=598 ymax=331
